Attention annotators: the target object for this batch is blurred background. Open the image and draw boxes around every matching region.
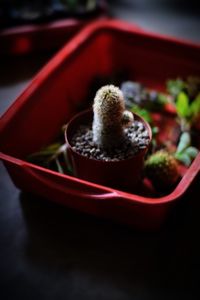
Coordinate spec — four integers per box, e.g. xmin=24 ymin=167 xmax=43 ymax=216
xmin=0 ymin=0 xmax=200 ymax=116
xmin=109 ymin=0 xmax=200 ymax=41
xmin=1 ymin=1 xmax=200 ymax=38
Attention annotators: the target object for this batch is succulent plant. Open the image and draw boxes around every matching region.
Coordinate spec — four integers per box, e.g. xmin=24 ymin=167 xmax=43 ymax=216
xmin=121 ymin=81 xmax=166 ymax=110
xmin=145 ymin=150 xmax=180 ymax=191
xmin=121 ymin=81 xmax=144 ymax=107
xmin=92 ymin=85 xmax=134 ymax=150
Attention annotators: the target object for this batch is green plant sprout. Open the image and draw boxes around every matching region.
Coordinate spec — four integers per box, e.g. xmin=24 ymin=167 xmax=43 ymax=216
xmin=167 ymin=76 xmax=200 ymax=100
xmin=174 ymin=132 xmax=198 ymax=166
xmin=27 ymin=142 xmax=72 ymax=175
xmin=175 ymin=92 xmax=200 ymax=131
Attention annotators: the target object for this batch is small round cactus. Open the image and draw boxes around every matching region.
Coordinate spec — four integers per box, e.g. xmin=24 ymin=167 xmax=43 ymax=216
xmin=92 ymin=85 xmax=134 ymax=150
xmin=145 ymin=150 xmax=180 ymax=191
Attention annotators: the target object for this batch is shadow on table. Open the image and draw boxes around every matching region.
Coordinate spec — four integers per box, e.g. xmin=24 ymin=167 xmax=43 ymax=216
xmin=19 ymin=177 xmax=200 ymax=298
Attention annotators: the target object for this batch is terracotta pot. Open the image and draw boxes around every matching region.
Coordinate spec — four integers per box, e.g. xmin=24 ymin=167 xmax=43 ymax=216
xmin=65 ymin=109 xmax=152 ymax=191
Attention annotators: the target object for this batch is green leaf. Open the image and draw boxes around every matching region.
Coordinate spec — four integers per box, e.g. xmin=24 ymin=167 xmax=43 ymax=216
xmin=175 ymin=152 xmax=192 ymax=166
xmin=176 ymin=92 xmax=190 ymax=118
xmin=189 ymin=93 xmax=200 ymax=119
xmin=131 ymin=104 xmax=152 ymax=123
xmin=184 ymin=146 xmax=199 ymax=159
xmin=45 ymin=143 xmax=62 ymax=151
xmin=27 ymin=150 xmax=54 ymax=160
xmin=176 ymin=132 xmax=191 ymax=154
xmin=63 ymin=150 xmax=73 ymax=175
xmin=27 ymin=143 xmax=62 ymax=161
xmin=55 ymin=158 xmax=65 ymax=174
xmin=157 ymin=93 xmax=169 ymax=104
xmin=167 ymin=79 xmax=185 ymax=97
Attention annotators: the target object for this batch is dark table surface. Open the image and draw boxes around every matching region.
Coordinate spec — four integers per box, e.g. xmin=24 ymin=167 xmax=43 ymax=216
xmin=0 ymin=1 xmax=200 ymax=299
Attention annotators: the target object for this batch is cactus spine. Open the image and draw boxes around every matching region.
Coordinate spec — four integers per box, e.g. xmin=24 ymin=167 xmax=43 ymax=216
xmin=92 ymin=85 xmax=133 ymax=150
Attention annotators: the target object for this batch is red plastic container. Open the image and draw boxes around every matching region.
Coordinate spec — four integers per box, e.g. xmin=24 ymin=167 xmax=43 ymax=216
xmin=0 ymin=20 xmax=86 ymax=55
xmin=0 ymin=20 xmax=200 ymax=230
xmin=0 ymin=15 xmax=106 ymax=56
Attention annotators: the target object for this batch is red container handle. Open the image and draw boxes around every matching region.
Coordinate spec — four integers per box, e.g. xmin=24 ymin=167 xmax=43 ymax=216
xmin=22 ymin=164 xmax=120 ymax=201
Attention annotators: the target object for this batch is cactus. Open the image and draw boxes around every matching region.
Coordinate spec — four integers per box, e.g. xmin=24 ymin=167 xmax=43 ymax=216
xmin=92 ymin=85 xmax=134 ymax=150
xmin=145 ymin=150 xmax=180 ymax=191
